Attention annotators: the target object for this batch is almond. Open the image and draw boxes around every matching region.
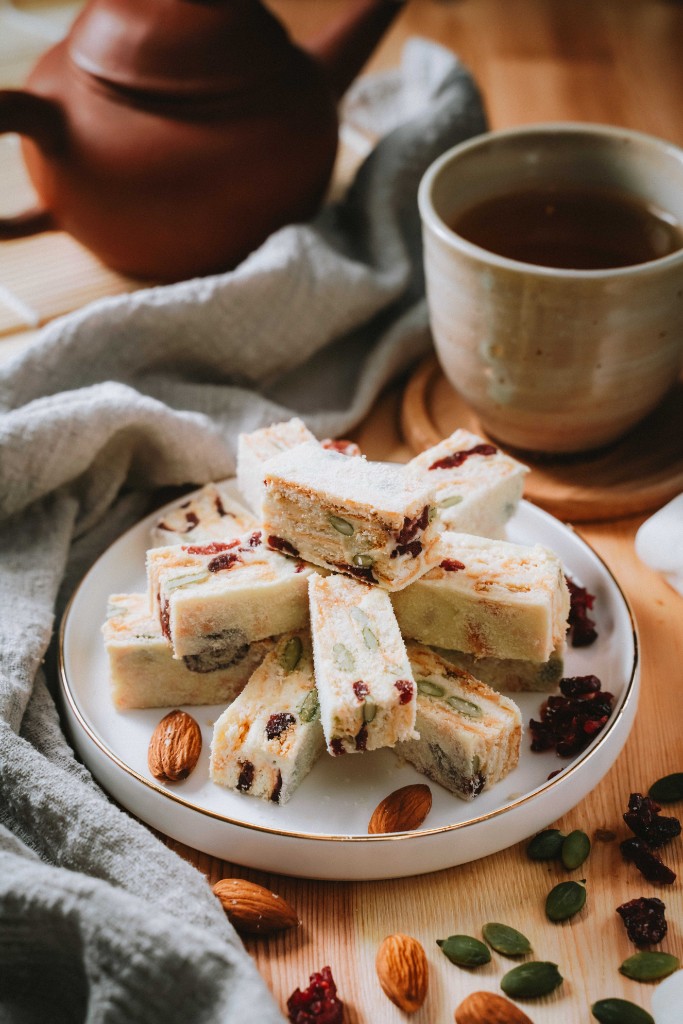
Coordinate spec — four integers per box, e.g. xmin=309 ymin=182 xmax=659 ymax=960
xmin=368 ymin=783 xmax=432 ymax=834
xmin=455 ymin=991 xmax=535 ymax=1024
xmin=147 ymin=709 xmax=202 ymax=782
xmin=376 ymin=933 xmax=428 ymax=1013
xmin=213 ymin=878 xmax=300 ymax=935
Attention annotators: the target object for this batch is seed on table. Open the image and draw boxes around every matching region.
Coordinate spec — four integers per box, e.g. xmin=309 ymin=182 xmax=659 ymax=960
xmin=648 ymin=772 xmax=683 ymax=804
xmin=482 ymin=922 xmax=532 ymax=956
xmin=500 ymin=961 xmax=563 ymax=999
xmin=591 ymin=997 xmax=655 ymax=1024
xmin=619 ymin=951 xmax=680 ymax=982
xmin=526 ymin=828 xmax=565 ymax=860
xmin=436 ymin=934 xmax=491 ymax=967
xmin=561 ymin=829 xmax=591 ymax=869
xmin=545 ymin=880 xmax=587 ymax=922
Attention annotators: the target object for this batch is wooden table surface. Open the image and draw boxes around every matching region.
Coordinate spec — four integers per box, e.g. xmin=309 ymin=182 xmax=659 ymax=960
xmin=2 ymin=2 xmax=682 ymax=1022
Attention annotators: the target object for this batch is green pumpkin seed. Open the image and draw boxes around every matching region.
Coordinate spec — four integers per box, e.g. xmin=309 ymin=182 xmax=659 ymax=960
xmin=362 ymin=626 xmax=379 ymax=651
xmin=298 ymin=688 xmax=320 ymax=723
xmin=416 ymin=678 xmax=445 ymax=698
xmin=165 ymin=570 xmax=210 ymax=590
xmin=436 ymin=934 xmax=491 ymax=968
xmin=350 ymin=606 xmax=370 ymax=627
xmin=328 ymin=514 xmax=354 ymax=536
xmin=500 ymin=961 xmax=563 ymax=999
xmin=648 ymin=772 xmax=683 ymax=803
xmin=278 ymin=635 xmax=302 ymax=673
xmin=438 ymin=494 xmax=463 ymax=509
xmin=428 ymin=506 xmax=438 ymax=522
xmin=545 ymin=880 xmax=586 ymax=922
xmin=591 ymin=998 xmax=655 ymax=1024
xmin=482 ymin=922 xmax=532 ymax=957
xmin=363 ymin=699 xmax=377 ymax=724
xmin=446 ymin=695 xmax=483 ymax=719
xmin=619 ymin=951 xmax=680 ymax=982
xmin=352 ymin=553 xmax=374 ymax=568
xmin=561 ymin=829 xmax=591 ymax=870
xmin=527 ymin=828 xmax=566 ymax=860
xmin=333 ymin=643 xmax=355 ymax=671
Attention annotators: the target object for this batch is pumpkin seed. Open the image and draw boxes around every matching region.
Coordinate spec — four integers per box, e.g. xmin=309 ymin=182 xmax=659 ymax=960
xmin=362 ymin=626 xmax=379 ymax=651
xmin=437 ymin=934 xmax=491 ymax=968
xmin=438 ymin=494 xmax=463 ymax=509
xmin=545 ymin=880 xmax=586 ymax=922
xmin=428 ymin=505 xmax=438 ymax=522
xmin=352 ymin=553 xmax=374 ymax=568
xmin=527 ymin=828 xmax=566 ymax=860
xmin=328 ymin=514 xmax=354 ymax=536
xmin=482 ymin=922 xmax=532 ymax=957
xmin=648 ymin=772 xmax=683 ymax=804
xmin=416 ymin=678 xmax=445 ymax=698
xmin=591 ymin=998 xmax=655 ymax=1024
xmin=446 ymin=695 xmax=483 ymax=719
xmin=561 ymin=829 xmax=591 ymax=870
xmin=500 ymin=961 xmax=563 ymax=999
xmin=333 ymin=643 xmax=355 ymax=671
xmin=363 ymin=699 xmax=377 ymax=724
xmin=298 ymin=688 xmax=319 ymax=723
xmin=619 ymin=951 xmax=680 ymax=982
xmin=350 ymin=605 xmax=369 ymax=625
xmin=278 ymin=635 xmax=302 ymax=673
xmin=165 ymin=570 xmax=210 ymax=590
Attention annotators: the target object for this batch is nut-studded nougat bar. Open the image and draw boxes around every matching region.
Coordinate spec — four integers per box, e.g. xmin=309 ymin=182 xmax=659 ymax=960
xmin=408 ymin=429 xmax=528 ymax=539
xmin=146 ymin=531 xmax=314 ymax=661
xmin=308 ymin=573 xmax=418 ymax=755
xmin=102 ymin=593 xmax=271 ymax=709
xmin=150 ymin=482 xmax=257 ymax=548
xmin=210 ymin=632 xmax=325 ymax=804
xmin=262 ymin=442 xmax=439 ymax=592
xmin=395 ymin=645 xmax=522 ymax=800
xmin=391 ymin=532 xmax=569 ymax=664
xmin=435 ymin=646 xmax=564 ymax=693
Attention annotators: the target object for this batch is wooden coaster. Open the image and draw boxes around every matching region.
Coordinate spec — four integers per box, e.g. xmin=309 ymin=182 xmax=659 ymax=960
xmin=401 ymin=355 xmax=683 ymax=522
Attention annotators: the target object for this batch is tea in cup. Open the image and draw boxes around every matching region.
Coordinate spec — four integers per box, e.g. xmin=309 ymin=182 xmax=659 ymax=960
xmin=418 ymin=123 xmax=683 ymax=454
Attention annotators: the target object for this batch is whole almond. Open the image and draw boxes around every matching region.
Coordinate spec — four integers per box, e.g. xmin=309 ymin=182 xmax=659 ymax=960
xmin=368 ymin=784 xmax=432 ymax=834
xmin=455 ymin=991 xmax=534 ymax=1024
xmin=148 ymin=709 xmax=202 ymax=782
xmin=213 ymin=878 xmax=299 ymax=935
xmin=376 ymin=933 xmax=428 ymax=1013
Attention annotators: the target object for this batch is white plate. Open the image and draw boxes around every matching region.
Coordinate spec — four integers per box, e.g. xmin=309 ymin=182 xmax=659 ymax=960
xmin=59 ymin=493 xmax=639 ymax=880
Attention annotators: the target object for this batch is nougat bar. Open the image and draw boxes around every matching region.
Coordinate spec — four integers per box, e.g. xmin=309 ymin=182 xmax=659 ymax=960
xmin=102 ymin=593 xmax=270 ymax=709
xmin=210 ymin=632 xmax=325 ymax=804
xmin=308 ymin=573 xmax=418 ymax=755
xmin=391 ymin=532 xmax=570 ymax=663
xmin=262 ymin=442 xmax=438 ymax=591
xmin=435 ymin=646 xmax=564 ymax=693
xmin=408 ymin=429 xmax=528 ymax=538
xmin=150 ymin=482 xmax=257 ymax=547
xmin=395 ymin=644 xmax=522 ymax=800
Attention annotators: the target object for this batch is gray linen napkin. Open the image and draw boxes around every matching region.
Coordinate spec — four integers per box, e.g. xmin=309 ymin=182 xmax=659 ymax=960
xmin=0 ymin=39 xmax=486 ymax=1023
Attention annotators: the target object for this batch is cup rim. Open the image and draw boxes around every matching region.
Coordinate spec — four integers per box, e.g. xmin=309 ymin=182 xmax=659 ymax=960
xmin=418 ymin=120 xmax=683 ymax=278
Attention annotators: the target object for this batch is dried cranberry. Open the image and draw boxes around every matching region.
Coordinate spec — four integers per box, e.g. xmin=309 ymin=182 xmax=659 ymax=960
xmin=184 ymin=540 xmax=239 ymax=555
xmin=623 ymin=793 xmax=682 ymax=848
xmin=440 ymin=558 xmax=466 ymax=572
xmin=270 ymin=771 xmax=283 ymax=803
xmin=395 ymin=680 xmax=414 ymax=705
xmin=247 ymin=530 xmax=262 ymax=547
xmin=159 ymin=596 xmax=171 ymax=640
xmin=617 ymin=896 xmax=668 ymax=945
xmin=355 ymin=725 xmax=368 ymax=751
xmin=208 ymin=552 xmax=239 ymax=573
xmin=268 ymin=535 xmax=299 ymax=557
xmin=321 ymin=438 xmax=361 ymax=457
xmin=215 ymin=495 xmax=227 ymax=516
xmin=390 ymin=539 xmax=422 ymax=559
xmin=330 ymin=739 xmax=345 ymax=757
xmin=620 ymin=837 xmax=677 ymax=885
xmin=237 ymin=760 xmax=255 ymax=792
xmin=266 ymin=713 xmax=296 ymax=740
xmin=287 ymin=965 xmax=343 ymax=1024
xmin=352 ymin=681 xmax=369 ymax=700
xmin=331 ymin=561 xmax=376 ymax=584
xmin=396 ymin=506 xmax=430 ymax=546
xmin=185 ymin=510 xmax=199 ymax=528
xmin=565 ymin=576 xmax=598 ymax=647
xmin=529 ymin=676 xmax=613 ymax=756
xmin=429 ymin=443 xmax=498 ymax=471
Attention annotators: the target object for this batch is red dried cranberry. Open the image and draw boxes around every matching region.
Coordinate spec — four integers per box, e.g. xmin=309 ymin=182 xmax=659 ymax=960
xmin=321 ymin=438 xmax=361 ymax=457
xmin=440 ymin=558 xmax=466 ymax=572
xmin=237 ymin=760 xmax=255 ymax=792
xmin=270 ymin=771 xmax=283 ymax=803
xmin=266 ymin=712 xmax=296 ymax=740
xmin=617 ymin=896 xmax=668 ymax=945
xmin=215 ymin=495 xmax=227 ymax=517
xmin=623 ymin=793 xmax=682 ymax=848
xmin=295 ymin=561 xmax=308 ymax=574
xmin=184 ymin=540 xmax=239 ymax=555
xmin=268 ymin=535 xmax=300 ymax=557
xmin=620 ymin=837 xmax=677 ymax=885
xmin=565 ymin=576 xmax=598 ymax=647
xmin=395 ymin=680 xmax=414 ymax=705
xmin=208 ymin=552 xmax=239 ymax=573
xmin=247 ymin=530 xmax=262 ymax=547
xmin=159 ymin=597 xmax=171 ymax=640
xmin=390 ymin=539 xmax=422 ymax=559
xmin=529 ymin=676 xmax=613 ymax=756
xmin=330 ymin=739 xmax=345 ymax=756
xmin=355 ymin=725 xmax=368 ymax=751
xmin=395 ymin=506 xmax=430 ymax=546
xmin=287 ymin=965 xmax=344 ymax=1024
xmin=352 ymin=681 xmax=369 ymax=700
xmin=331 ymin=561 xmax=376 ymax=584
xmin=428 ymin=443 xmax=498 ymax=471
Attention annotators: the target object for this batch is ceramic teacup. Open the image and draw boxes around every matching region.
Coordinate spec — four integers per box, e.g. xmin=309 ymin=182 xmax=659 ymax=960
xmin=418 ymin=123 xmax=683 ymax=454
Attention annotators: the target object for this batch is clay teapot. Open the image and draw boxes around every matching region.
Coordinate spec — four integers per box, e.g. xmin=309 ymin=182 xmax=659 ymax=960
xmin=0 ymin=0 xmax=403 ymax=280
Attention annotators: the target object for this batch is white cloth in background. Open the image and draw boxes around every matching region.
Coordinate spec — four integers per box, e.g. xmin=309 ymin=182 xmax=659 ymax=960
xmin=635 ymin=493 xmax=683 ymax=597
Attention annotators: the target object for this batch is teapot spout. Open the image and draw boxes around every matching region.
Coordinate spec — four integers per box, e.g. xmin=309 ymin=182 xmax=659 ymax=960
xmin=305 ymin=0 xmax=404 ymax=99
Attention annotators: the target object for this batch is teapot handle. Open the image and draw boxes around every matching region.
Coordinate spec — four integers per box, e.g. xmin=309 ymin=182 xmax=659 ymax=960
xmin=0 ymin=89 xmax=63 ymax=238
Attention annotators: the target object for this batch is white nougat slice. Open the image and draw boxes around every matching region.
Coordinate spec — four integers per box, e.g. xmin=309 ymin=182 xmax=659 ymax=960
xmin=150 ymin=482 xmax=257 ymax=548
xmin=102 ymin=593 xmax=270 ymax=709
xmin=391 ymin=532 xmax=570 ymax=663
xmin=146 ymin=531 xmax=315 ymax=660
xmin=308 ymin=573 xmax=418 ymax=755
xmin=210 ymin=632 xmax=325 ymax=804
xmin=435 ymin=646 xmax=564 ymax=693
xmin=408 ymin=428 xmax=528 ymax=538
xmin=395 ymin=644 xmax=522 ymax=800
xmin=263 ymin=442 xmax=439 ymax=592
xmin=237 ymin=417 xmax=317 ymax=514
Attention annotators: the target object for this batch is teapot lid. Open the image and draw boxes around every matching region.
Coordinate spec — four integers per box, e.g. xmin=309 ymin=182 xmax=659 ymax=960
xmin=68 ymin=0 xmax=298 ymax=95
